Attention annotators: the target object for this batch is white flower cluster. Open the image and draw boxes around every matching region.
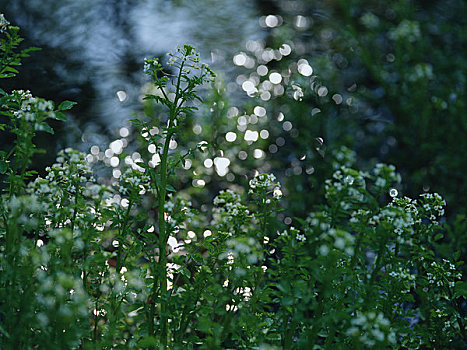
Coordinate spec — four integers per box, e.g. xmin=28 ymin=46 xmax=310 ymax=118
xmin=249 ymin=173 xmax=279 ymax=189
xmin=430 ymin=308 xmax=456 ymax=333
xmin=296 ymin=233 xmax=306 ymax=242
xmin=346 ymin=311 xmax=396 ymax=346
xmin=408 ymin=63 xmax=434 ymax=82
xmin=426 ymin=259 xmax=462 ymax=288
xmin=331 ymin=146 xmax=356 ymax=170
xmin=164 ymin=193 xmax=196 ymax=230
xmin=35 ymin=268 xmax=89 ymax=324
xmin=11 ymin=91 xmax=55 ymax=123
xmin=166 ymin=45 xmax=215 ymax=83
xmin=249 ymin=173 xmax=282 ymax=203
xmin=391 ymin=196 xmax=420 ymax=219
xmin=220 ymin=237 xmax=263 ymax=266
xmin=0 ymin=13 xmax=9 ymax=33
xmin=143 ymin=57 xmax=160 ymax=75
xmin=3 ymin=194 xmax=43 ymax=230
xmin=287 ymin=226 xmax=306 ymax=242
xmin=44 ymin=149 xmax=93 ymax=192
xmin=117 ymin=168 xmax=150 ymax=197
xmin=213 ymin=189 xmax=241 ymax=206
xmin=419 ymin=192 xmax=446 ymax=218
xmin=369 ymin=206 xmax=415 ymax=234
xmin=28 ymin=156 xmax=111 ymax=225
xmin=82 ymin=183 xmax=112 ymax=202
xmin=306 ymin=211 xmax=331 ymax=231
xmin=168 ymin=46 xmax=199 ymax=67
xmin=325 ymin=167 xmax=367 ymax=208
xmin=389 ymin=20 xmax=421 ymax=43
xmin=318 ymin=228 xmax=355 ymax=256
xmin=211 ymin=189 xmax=249 ymax=231
xmin=373 ymin=163 xmax=401 ymax=188
xmin=388 ymin=265 xmax=416 ymax=293
xmin=360 ymin=12 xmax=380 ymax=29
xmin=349 ymin=209 xmax=371 ymax=224
xmin=22 ymin=149 xmax=103 ymax=230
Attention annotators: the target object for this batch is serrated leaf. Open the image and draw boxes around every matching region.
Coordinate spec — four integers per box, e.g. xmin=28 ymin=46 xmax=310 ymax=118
xmin=57 ymin=100 xmax=77 ymax=111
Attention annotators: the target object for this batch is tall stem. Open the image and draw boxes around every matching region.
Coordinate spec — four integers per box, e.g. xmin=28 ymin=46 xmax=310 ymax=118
xmin=154 ymin=60 xmax=185 ymax=347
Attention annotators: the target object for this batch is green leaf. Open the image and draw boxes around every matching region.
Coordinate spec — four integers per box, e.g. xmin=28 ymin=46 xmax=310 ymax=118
xmin=294 ymin=217 xmax=308 ymax=227
xmin=22 ymin=46 xmax=41 ymax=54
xmin=57 ymin=100 xmax=77 ymax=111
xmin=0 ymin=323 xmax=9 ymax=338
xmin=136 ymin=336 xmax=158 ymax=347
xmin=166 ymin=184 xmax=176 ymax=193
xmin=433 ymin=233 xmax=443 ymax=241
xmin=35 ymin=122 xmax=54 ymax=134
xmin=52 ymin=111 xmax=67 ymax=121
xmin=454 ymin=281 xmax=467 ymax=298
xmin=180 ymin=267 xmax=191 ymax=280
xmin=0 ymin=159 xmax=8 ymax=174
xmin=4 ymin=66 xmax=19 ymax=74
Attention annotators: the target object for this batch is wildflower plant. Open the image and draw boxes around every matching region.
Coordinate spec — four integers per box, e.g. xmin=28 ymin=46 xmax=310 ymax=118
xmin=0 ymin=14 xmax=466 ymax=349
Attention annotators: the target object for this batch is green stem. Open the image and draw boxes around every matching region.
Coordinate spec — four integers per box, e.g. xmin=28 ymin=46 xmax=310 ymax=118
xmin=365 ymin=235 xmax=387 ymax=302
xmin=68 ymin=187 xmax=80 ymax=268
xmin=446 ymin=282 xmax=467 ymax=342
xmin=156 ymin=130 xmax=172 ymax=346
xmin=283 ymin=314 xmax=297 ymax=349
xmin=116 ymin=199 xmax=134 ymax=272
xmin=306 ymin=286 xmax=325 ymax=347
xmin=153 ymin=59 xmax=185 ymax=347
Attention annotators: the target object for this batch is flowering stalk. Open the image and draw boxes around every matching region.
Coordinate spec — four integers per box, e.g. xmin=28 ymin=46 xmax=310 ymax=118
xmin=142 ymin=45 xmax=214 ymax=346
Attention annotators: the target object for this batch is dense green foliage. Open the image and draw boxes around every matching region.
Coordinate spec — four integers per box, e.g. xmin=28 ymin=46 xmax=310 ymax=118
xmin=1 ymin=9 xmax=466 ymax=349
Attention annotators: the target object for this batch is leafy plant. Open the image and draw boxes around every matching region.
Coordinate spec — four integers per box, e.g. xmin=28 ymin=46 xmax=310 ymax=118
xmin=0 ymin=14 xmax=465 ymax=349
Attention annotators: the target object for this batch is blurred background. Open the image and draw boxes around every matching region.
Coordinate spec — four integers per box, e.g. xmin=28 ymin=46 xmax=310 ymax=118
xmin=2 ymin=0 xmax=467 ymax=256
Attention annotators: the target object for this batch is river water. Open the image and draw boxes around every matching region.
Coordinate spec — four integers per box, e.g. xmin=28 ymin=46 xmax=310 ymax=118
xmin=2 ymin=0 xmax=262 ymax=146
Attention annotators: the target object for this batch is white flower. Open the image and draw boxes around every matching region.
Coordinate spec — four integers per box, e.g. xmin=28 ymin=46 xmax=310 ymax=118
xmin=273 ymin=187 xmax=282 ymax=199
xmin=296 ymin=233 xmax=306 ymax=242
xmin=0 ymin=13 xmax=10 ymax=32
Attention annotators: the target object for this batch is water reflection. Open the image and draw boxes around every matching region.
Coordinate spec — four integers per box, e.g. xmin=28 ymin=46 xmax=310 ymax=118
xmin=3 ymin=0 xmax=260 ymax=143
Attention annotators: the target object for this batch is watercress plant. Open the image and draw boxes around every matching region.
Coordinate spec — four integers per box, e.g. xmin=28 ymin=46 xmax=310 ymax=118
xmin=0 ymin=14 xmax=465 ymax=349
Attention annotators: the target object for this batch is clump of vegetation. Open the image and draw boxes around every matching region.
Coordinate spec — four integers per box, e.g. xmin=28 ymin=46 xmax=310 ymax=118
xmin=0 ymin=15 xmax=465 ymax=349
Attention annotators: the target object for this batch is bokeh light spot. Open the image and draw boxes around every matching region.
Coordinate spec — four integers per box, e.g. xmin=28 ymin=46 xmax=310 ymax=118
xmin=253 ymin=106 xmax=266 ymax=117
xmin=244 ymin=130 xmax=259 ymax=142
xmin=269 ymin=72 xmax=282 ymax=84
xmin=116 ymin=90 xmax=127 ymax=102
xmin=257 ymin=65 xmax=268 ymax=76
xmin=119 ymin=127 xmax=129 ymax=137
xmin=226 ymin=132 xmax=237 ymax=142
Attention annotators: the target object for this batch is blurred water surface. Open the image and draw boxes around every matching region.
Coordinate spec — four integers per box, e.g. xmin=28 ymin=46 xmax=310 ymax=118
xmin=2 ymin=0 xmax=260 ymax=146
